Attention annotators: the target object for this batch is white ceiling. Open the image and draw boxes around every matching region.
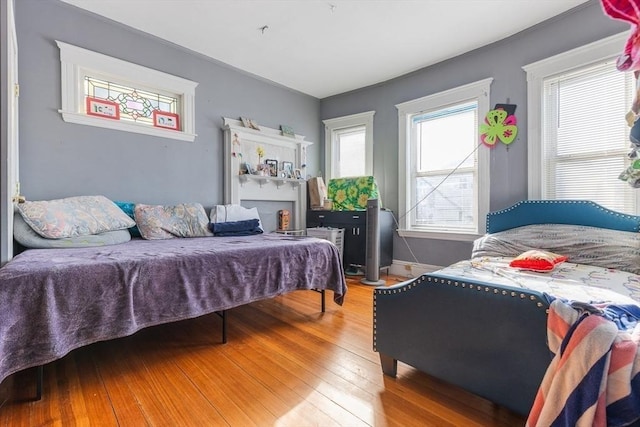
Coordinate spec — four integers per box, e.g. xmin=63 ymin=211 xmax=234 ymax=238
xmin=60 ymin=0 xmax=590 ymax=99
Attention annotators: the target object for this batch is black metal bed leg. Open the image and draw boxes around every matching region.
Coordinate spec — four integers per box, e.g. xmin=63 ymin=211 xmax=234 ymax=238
xmin=221 ymin=310 xmax=227 ymax=343
xmin=35 ymin=365 xmax=43 ymax=401
xmin=214 ymin=310 xmax=227 ymax=344
xmin=321 ymin=289 xmax=325 ymax=313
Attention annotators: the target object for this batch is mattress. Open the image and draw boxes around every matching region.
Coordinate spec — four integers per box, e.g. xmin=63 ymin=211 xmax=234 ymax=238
xmin=436 ymin=257 xmax=640 ymax=306
xmin=0 ymin=234 xmax=346 ymax=384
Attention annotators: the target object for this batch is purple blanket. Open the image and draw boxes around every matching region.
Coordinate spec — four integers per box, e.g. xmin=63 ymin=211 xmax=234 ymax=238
xmin=0 ymin=234 xmax=346 ymax=384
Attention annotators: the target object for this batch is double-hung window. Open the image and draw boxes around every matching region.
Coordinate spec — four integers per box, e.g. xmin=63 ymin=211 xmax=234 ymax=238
xmin=323 ymin=111 xmax=374 ymax=179
xmin=524 ymin=32 xmax=638 ymax=214
xmin=397 ymin=78 xmax=492 ymax=239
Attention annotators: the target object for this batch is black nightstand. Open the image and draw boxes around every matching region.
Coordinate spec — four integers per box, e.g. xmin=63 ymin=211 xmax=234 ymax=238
xmin=307 ymin=209 xmax=394 ymax=273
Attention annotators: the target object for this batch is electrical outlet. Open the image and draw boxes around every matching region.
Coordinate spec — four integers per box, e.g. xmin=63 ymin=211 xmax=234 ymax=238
xmin=404 ymin=264 xmax=412 ymax=271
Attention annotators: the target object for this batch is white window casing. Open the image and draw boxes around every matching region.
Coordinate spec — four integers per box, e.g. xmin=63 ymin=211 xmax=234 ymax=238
xmin=323 ymin=110 xmax=375 ymax=180
xmin=396 ymin=78 xmax=493 ymax=241
xmin=57 ymin=41 xmax=198 ymax=142
xmin=523 ymin=32 xmax=628 ymax=199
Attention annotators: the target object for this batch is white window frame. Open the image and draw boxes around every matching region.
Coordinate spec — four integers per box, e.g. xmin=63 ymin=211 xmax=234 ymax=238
xmin=396 ymin=78 xmax=492 ymax=241
xmin=523 ymin=32 xmax=635 ymax=206
xmin=56 ymin=41 xmax=198 ymax=142
xmin=323 ymin=111 xmax=374 ymax=180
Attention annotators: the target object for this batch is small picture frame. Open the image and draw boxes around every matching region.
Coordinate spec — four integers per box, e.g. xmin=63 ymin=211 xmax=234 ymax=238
xmin=281 ymin=161 xmax=294 ymax=178
xmin=265 ymin=159 xmax=278 ymax=177
xmin=240 ymin=116 xmax=260 ymax=130
xmin=153 ymin=110 xmax=180 ymax=130
xmin=280 ymin=125 xmax=295 ymax=138
xmin=294 ymin=169 xmax=303 ymax=180
xmin=86 ymin=97 xmax=120 ymax=120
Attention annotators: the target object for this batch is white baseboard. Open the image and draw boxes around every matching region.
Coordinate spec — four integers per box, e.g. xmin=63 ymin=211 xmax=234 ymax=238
xmin=388 ymin=259 xmax=442 ymax=278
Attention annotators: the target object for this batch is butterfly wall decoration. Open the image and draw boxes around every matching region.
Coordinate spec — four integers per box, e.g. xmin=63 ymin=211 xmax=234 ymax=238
xmin=479 ymin=108 xmax=518 ymax=148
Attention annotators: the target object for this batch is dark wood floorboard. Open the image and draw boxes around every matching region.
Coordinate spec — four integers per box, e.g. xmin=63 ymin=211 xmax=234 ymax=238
xmin=0 ymin=274 xmax=527 ymax=426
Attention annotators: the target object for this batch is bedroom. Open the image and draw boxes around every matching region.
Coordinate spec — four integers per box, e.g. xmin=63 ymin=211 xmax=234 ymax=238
xmin=0 ymin=0 xmax=637 ymax=425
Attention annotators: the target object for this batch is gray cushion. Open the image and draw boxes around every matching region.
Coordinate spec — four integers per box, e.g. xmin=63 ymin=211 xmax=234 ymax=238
xmin=14 ymin=213 xmax=131 ymax=249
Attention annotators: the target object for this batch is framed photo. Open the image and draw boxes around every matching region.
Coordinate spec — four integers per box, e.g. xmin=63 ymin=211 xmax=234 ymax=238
xmin=265 ymin=159 xmax=278 ymax=177
xmin=280 ymin=125 xmax=295 ymax=138
xmin=282 ymin=161 xmax=294 ymax=178
xmin=86 ymin=97 xmax=120 ymax=120
xmin=240 ymin=116 xmax=260 ymax=130
xmin=153 ymin=110 xmax=180 ymax=130
xmin=294 ymin=169 xmax=303 ymax=180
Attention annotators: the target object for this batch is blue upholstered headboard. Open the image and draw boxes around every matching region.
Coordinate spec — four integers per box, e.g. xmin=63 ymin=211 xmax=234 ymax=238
xmin=486 ymin=200 xmax=640 ymax=234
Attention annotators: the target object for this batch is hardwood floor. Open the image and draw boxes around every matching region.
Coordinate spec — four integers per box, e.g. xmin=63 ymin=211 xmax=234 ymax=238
xmin=0 ymin=275 xmax=527 ymax=426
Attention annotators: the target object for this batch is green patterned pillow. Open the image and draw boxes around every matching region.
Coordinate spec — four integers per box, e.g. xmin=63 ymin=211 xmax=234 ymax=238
xmin=327 ymin=176 xmax=380 ymax=211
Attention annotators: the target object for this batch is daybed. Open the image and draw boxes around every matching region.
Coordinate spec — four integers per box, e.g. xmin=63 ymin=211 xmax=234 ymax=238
xmin=0 ymin=197 xmax=346 ymax=397
xmin=373 ymin=200 xmax=640 ymax=420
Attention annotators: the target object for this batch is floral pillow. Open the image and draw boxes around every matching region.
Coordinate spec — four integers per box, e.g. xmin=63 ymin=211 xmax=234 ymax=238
xmin=509 ymin=249 xmax=568 ymax=272
xmin=17 ymin=195 xmax=136 ymax=239
xmin=135 ymin=203 xmax=213 ymax=240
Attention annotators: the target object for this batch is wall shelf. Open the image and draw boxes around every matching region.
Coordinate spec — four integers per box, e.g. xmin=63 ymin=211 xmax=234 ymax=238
xmin=238 ymin=174 xmax=304 ymax=188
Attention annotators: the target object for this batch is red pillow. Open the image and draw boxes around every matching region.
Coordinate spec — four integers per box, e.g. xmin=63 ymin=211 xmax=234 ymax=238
xmin=509 ymin=249 xmax=568 ymax=272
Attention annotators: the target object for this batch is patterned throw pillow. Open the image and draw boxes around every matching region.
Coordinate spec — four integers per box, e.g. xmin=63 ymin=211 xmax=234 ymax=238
xmin=134 ymin=203 xmax=213 ymax=240
xmin=17 ymin=195 xmax=136 ymax=239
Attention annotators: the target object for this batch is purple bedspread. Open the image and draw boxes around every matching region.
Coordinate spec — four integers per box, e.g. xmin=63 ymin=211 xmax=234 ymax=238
xmin=0 ymin=234 xmax=346 ymax=384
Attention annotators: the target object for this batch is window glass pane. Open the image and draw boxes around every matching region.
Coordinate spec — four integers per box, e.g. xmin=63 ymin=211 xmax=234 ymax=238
xmin=415 ymin=173 xmax=474 ymax=228
xmin=415 ymin=104 xmax=476 ymax=172
xmin=85 ymin=76 xmax=179 ymax=127
xmin=411 ymin=100 xmax=478 ymax=230
xmin=336 ymin=127 xmax=365 ymax=177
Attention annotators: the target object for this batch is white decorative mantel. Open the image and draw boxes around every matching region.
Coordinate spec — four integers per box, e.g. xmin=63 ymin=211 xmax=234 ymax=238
xmin=222 ymin=118 xmax=312 ymax=230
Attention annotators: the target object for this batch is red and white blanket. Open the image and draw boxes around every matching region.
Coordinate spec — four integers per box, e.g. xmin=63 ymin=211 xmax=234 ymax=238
xmin=527 ymin=300 xmax=640 ymax=427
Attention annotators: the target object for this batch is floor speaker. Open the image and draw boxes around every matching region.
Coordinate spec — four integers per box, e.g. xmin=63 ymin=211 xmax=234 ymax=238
xmin=361 ymin=198 xmax=386 ymax=286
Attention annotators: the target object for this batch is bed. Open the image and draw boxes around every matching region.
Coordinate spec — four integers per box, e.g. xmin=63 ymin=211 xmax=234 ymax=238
xmin=0 ymin=232 xmax=346 ymax=396
xmin=373 ymin=200 xmax=640 ymax=420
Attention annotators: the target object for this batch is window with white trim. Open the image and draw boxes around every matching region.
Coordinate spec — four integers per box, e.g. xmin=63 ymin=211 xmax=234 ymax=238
xmin=323 ymin=111 xmax=374 ymax=179
xmin=397 ymin=78 xmax=492 ymax=240
xmin=57 ymin=41 xmax=198 ymax=142
xmin=524 ymin=32 xmax=638 ymax=214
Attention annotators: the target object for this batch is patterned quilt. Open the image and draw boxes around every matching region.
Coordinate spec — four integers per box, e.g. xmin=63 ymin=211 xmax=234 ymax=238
xmin=437 ymin=257 xmax=640 ymax=306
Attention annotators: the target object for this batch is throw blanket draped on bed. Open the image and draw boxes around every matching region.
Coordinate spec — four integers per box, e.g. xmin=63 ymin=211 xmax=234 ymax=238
xmin=0 ymin=234 xmax=346 ymax=385
xmin=527 ymin=300 xmax=640 ymax=427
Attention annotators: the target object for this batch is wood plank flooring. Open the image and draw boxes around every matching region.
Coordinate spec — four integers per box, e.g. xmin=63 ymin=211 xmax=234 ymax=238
xmin=0 ymin=275 xmax=527 ymax=426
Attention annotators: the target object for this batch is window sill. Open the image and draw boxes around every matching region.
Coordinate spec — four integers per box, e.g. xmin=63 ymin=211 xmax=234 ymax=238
xmin=60 ymin=111 xmax=197 ymax=142
xmin=397 ymin=228 xmax=481 ymax=242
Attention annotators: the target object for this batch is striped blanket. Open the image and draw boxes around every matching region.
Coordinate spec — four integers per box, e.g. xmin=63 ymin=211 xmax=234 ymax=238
xmin=527 ymin=300 xmax=640 ymax=426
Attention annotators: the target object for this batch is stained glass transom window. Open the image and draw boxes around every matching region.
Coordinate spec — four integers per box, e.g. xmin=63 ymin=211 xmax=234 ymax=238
xmin=84 ymin=76 xmax=179 ymax=127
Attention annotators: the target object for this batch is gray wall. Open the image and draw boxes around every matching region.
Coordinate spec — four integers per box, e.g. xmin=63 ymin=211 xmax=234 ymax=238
xmin=320 ymin=0 xmax=627 ymax=267
xmin=12 ymin=0 xmax=629 ymax=267
xmin=15 ymin=0 xmax=321 ymax=208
